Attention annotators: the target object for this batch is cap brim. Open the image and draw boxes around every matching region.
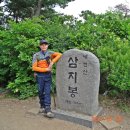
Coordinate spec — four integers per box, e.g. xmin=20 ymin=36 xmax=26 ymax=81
xmin=39 ymin=42 xmax=48 ymax=45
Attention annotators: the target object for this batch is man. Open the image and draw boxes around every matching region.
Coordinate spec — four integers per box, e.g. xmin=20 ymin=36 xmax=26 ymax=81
xmin=32 ymin=39 xmax=62 ymax=118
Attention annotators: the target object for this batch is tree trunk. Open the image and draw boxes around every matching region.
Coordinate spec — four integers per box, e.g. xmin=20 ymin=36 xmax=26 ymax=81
xmin=29 ymin=7 xmax=35 ymax=18
xmin=34 ymin=0 xmax=42 ymax=17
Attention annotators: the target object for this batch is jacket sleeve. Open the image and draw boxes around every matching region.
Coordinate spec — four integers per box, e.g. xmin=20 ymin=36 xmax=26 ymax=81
xmin=32 ymin=54 xmax=48 ymax=72
xmin=51 ymin=52 xmax=62 ymax=63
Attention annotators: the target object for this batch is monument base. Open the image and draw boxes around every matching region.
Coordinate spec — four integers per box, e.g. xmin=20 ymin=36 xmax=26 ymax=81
xmin=52 ymin=107 xmax=102 ymax=128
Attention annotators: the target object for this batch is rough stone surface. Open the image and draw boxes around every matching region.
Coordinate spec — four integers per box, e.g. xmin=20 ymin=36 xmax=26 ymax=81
xmin=56 ymin=49 xmax=101 ymax=115
xmin=54 ymin=49 xmax=102 ymax=128
xmin=53 ymin=108 xmax=102 ymax=128
xmin=100 ymin=120 xmax=121 ymax=130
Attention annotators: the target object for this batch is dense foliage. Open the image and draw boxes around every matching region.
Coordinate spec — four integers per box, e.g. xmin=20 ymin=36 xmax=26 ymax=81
xmin=0 ymin=0 xmax=74 ymax=23
xmin=0 ymin=11 xmax=130 ymax=99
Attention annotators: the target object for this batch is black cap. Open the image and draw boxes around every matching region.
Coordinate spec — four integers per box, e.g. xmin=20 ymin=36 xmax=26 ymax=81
xmin=39 ymin=39 xmax=48 ymax=45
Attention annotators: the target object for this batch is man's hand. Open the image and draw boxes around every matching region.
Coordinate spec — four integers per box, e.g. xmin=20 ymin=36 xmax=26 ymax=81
xmin=34 ymin=72 xmax=37 ymax=78
xmin=48 ymin=62 xmax=54 ymax=70
xmin=46 ymin=67 xmax=52 ymax=72
xmin=46 ymin=62 xmax=54 ymax=72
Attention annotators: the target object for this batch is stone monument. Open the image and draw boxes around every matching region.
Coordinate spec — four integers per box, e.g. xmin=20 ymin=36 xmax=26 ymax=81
xmin=53 ymin=49 xmax=102 ymax=128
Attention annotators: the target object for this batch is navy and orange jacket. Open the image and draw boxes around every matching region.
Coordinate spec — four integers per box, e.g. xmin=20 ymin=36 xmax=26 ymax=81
xmin=32 ymin=50 xmax=62 ymax=72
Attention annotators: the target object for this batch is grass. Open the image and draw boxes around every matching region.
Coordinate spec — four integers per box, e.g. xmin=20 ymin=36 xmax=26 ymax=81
xmin=117 ymin=102 xmax=130 ymax=114
xmin=99 ymin=95 xmax=130 ymax=114
xmin=0 ymin=87 xmax=6 ymax=93
xmin=0 ymin=87 xmax=18 ymax=99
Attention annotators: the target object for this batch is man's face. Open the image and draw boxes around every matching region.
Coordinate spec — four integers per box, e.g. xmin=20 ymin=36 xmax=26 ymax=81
xmin=39 ymin=44 xmax=48 ymax=51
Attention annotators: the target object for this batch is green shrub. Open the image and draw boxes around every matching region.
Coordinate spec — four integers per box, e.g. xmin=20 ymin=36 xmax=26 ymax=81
xmin=0 ymin=12 xmax=130 ymax=99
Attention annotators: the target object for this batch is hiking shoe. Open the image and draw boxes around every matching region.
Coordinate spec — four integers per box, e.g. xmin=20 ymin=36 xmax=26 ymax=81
xmin=39 ymin=108 xmax=45 ymax=113
xmin=44 ymin=111 xmax=54 ymax=118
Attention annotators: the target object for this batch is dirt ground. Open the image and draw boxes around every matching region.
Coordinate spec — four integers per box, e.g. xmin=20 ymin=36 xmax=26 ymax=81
xmin=0 ymin=94 xmax=130 ymax=130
